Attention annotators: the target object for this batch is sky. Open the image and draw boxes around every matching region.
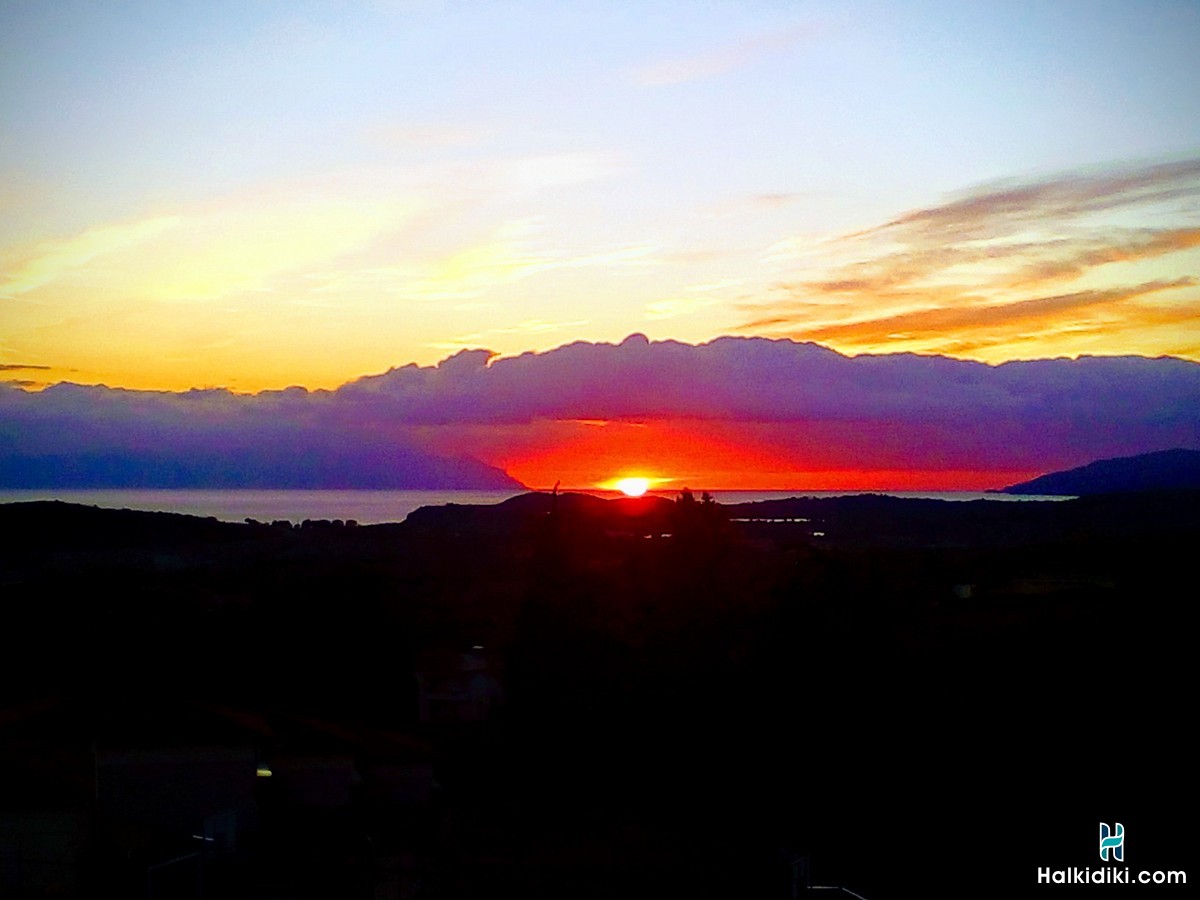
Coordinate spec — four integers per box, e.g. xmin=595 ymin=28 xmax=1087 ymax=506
xmin=2 ymin=1 xmax=1199 ymax=490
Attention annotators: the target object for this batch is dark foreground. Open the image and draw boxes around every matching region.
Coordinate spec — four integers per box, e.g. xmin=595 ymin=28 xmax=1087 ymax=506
xmin=1 ymin=491 xmax=1196 ymax=898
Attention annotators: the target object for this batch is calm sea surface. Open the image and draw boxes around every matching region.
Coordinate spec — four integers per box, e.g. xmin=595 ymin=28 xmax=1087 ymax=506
xmin=0 ymin=488 xmax=1071 ymax=525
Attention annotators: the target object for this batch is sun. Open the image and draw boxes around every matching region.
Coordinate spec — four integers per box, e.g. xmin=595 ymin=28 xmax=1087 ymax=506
xmin=614 ymin=477 xmax=650 ymax=497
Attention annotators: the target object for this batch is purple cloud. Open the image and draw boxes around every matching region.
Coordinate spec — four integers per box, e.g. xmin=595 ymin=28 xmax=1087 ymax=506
xmin=3 ymin=335 xmax=1198 ymax=486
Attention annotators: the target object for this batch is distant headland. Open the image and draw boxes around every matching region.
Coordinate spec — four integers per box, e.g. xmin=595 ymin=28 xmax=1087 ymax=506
xmin=1001 ymin=447 xmax=1200 ymax=495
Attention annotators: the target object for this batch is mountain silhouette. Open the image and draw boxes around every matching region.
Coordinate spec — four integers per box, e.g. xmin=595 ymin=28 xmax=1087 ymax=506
xmin=1002 ymin=447 xmax=1200 ymax=495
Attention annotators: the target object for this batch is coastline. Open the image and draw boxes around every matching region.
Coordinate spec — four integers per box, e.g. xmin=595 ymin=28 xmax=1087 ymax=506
xmin=0 ymin=486 xmax=1073 ymax=525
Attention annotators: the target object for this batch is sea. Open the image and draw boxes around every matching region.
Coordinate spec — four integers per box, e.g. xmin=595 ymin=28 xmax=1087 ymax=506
xmin=0 ymin=488 xmax=1071 ymax=526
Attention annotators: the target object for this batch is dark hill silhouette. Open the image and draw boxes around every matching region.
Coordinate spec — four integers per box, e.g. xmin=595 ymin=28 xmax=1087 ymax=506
xmin=722 ymin=489 xmax=1200 ymax=546
xmin=1001 ymin=447 xmax=1200 ymax=495
xmin=402 ymin=490 xmax=676 ymax=534
xmin=2 ymin=492 xmax=1194 ymax=899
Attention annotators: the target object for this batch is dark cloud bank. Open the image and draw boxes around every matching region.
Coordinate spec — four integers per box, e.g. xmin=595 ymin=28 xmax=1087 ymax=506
xmin=3 ymin=335 xmax=1199 ymax=488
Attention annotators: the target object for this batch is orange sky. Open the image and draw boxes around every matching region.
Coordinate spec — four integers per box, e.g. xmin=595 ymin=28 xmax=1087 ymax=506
xmin=443 ymin=419 xmax=1038 ymax=491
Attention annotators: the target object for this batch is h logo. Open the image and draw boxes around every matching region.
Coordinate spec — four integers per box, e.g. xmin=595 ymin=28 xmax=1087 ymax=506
xmin=1099 ymin=822 xmax=1124 ymax=862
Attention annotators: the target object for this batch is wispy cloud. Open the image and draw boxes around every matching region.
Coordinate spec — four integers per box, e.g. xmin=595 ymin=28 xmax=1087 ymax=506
xmin=0 ymin=362 xmax=68 ymax=390
xmin=859 ymin=159 xmax=1200 ymax=241
xmin=752 ymin=278 xmax=1194 ymax=348
xmin=645 ymin=295 xmax=720 ymax=321
xmin=645 ymin=275 xmax=744 ymax=321
xmin=2 ymin=149 xmax=619 ymax=309
xmin=633 ymin=22 xmax=816 ymax=86
xmin=1002 ymin=228 xmax=1200 ymax=288
xmin=496 ymin=319 xmax=590 ymax=335
xmin=0 ymin=185 xmax=415 ymax=305
xmin=741 ymin=159 xmax=1200 ymax=360
xmin=0 ymin=216 xmax=183 ymax=299
xmin=329 ymin=219 xmax=655 ymax=304
xmin=365 ymin=121 xmax=491 ymax=150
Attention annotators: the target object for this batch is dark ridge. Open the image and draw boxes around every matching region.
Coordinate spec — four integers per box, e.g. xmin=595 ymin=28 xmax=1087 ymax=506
xmin=723 ymin=489 xmax=1200 ymax=547
xmin=2 ymin=490 xmax=1194 ymax=899
xmin=1001 ymin=446 xmax=1200 ymax=495
xmin=0 ymin=499 xmax=243 ymax=549
xmin=402 ymin=490 xmax=675 ymax=534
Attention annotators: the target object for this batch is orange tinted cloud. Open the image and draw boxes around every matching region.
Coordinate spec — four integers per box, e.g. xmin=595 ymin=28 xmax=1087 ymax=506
xmin=742 ymin=159 xmax=1200 ymax=362
xmin=862 ymin=159 xmax=1200 ymax=241
xmin=1002 ymin=227 xmax=1200 ymax=288
xmin=765 ymin=278 xmax=1194 ymax=350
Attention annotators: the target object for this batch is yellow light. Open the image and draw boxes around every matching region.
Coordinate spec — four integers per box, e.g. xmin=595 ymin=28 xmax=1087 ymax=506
xmin=614 ymin=477 xmax=649 ymax=496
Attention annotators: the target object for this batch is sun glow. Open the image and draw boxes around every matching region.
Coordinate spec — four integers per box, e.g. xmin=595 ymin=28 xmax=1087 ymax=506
xmin=613 ymin=477 xmax=650 ymax=496
xmin=483 ymin=418 xmax=1041 ymax=492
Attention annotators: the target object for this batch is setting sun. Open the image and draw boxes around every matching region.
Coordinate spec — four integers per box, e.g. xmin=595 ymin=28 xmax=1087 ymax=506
xmin=613 ymin=477 xmax=650 ymax=497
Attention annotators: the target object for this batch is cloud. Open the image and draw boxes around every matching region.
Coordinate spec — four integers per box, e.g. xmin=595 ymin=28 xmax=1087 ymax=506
xmin=752 ymin=278 xmax=1195 ymax=348
xmin=634 ymin=22 xmax=817 ymax=86
xmin=742 ymin=159 xmax=1200 ymax=362
xmin=0 ymin=363 xmax=70 ymax=390
xmin=0 ymin=183 xmax=415 ymax=306
xmin=366 ymin=121 xmax=490 ymax=150
xmin=645 ymin=295 xmax=720 ymax=321
xmin=0 ymin=216 xmax=183 ymax=299
xmin=0 ymin=380 xmax=518 ymax=489
xmin=6 ymin=335 xmax=1196 ymax=487
xmin=1 ymin=151 xmax=619 ymax=311
xmin=645 ymin=278 xmax=742 ymax=320
xmin=1002 ymin=228 xmax=1200 ymax=288
xmin=377 ymin=221 xmax=654 ymax=303
xmin=496 ymin=319 xmax=590 ymax=335
xmin=863 ymin=159 xmax=1200 ymax=241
